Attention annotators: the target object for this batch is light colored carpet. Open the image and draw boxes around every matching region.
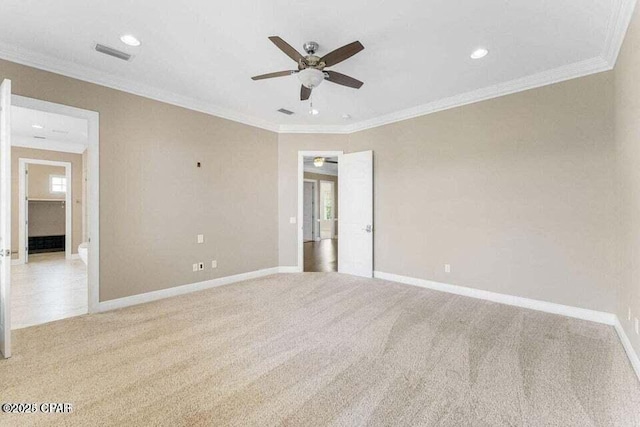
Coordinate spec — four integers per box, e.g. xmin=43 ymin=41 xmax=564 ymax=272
xmin=0 ymin=273 xmax=639 ymax=426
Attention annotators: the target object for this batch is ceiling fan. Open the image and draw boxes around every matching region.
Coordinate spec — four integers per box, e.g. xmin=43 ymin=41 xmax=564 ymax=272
xmin=252 ymin=36 xmax=364 ymax=101
xmin=311 ymin=157 xmax=337 ymax=167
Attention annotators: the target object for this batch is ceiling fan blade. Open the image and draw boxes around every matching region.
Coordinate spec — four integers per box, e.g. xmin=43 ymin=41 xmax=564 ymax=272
xmin=300 ymin=85 xmax=312 ymax=101
xmin=268 ymin=36 xmax=305 ymax=64
xmin=324 ymin=70 xmax=364 ymax=89
xmin=251 ymin=70 xmax=297 ymax=80
xmin=320 ymin=41 xmax=364 ymax=67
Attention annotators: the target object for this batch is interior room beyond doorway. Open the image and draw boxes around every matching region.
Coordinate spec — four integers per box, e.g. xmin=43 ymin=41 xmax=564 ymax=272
xmin=303 ymin=156 xmax=338 ymax=272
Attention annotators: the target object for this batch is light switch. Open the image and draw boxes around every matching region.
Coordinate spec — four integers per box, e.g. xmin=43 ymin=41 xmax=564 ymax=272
xmin=211 ymin=260 xmax=217 ymax=269
xmin=289 ymin=217 xmax=297 ymax=224
xmin=197 ymin=234 xmax=204 ymax=244
xmin=192 ymin=263 xmax=198 ymax=272
xmin=444 ymin=264 xmax=451 ymax=273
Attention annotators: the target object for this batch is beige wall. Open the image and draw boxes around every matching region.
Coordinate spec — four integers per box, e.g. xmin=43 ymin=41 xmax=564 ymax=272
xmin=11 ymin=148 xmax=83 ymax=256
xmin=0 ymin=56 xmax=623 ymax=317
xmin=0 ymin=59 xmax=279 ymax=302
xmin=303 ymin=171 xmax=338 ymax=237
xmin=279 ymin=72 xmax=618 ymax=313
xmin=614 ymin=4 xmax=640 ymax=357
xmin=28 ymin=201 xmax=65 ymax=237
xmin=27 ymin=164 xmax=65 ymax=200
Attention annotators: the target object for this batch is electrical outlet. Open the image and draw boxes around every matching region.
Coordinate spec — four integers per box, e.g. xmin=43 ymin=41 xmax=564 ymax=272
xmin=192 ymin=263 xmax=198 ymax=272
xmin=211 ymin=260 xmax=217 ymax=269
xmin=198 ymin=262 xmax=205 ymax=271
xmin=635 ymin=318 xmax=639 ymax=335
xmin=197 ymin=234 xmax=204 ymax=244
xmin=444 ymin=264 xmax=451 ymax=273
xmin=289 ymin=217 xmax=297 ymax=224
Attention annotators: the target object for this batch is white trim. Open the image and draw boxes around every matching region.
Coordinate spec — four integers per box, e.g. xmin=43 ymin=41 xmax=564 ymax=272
xmin=614 ymin=317 xmax=640 ymax=381
xmin=374 ymin=271 xmax=616 ymax=325
xmin=12 ymin=134 xmax=87 ymax=154
xmin=298 ymin=151 xmax=343 ymax=271
xmin=0 ymin=0 xmax=634 ymax=136
xmin=18 ymin=158 xmax=72 ymax=264
xmin=303 ymin=179 xmax=319 ymax=242
xmin=280 ymin=57 xmax=612 ymax=134
xmin=13 ymin=96 xmax=100 ymax=313
xmin=70 ymin=253 xmax=80 ymax=260
xmin=278 ymin=266 xmax=302 ymax=273
xmin=97 ymin=267 xmax=279 ymax=312
xmin=602 ymin=0 xmax=638 ymax=67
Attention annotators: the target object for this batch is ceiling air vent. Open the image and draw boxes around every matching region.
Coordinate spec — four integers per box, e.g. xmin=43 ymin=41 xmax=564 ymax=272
xmin=94 ymin=44 xmax=132 ymax=61
xmin=277 ymin=108 xmax=294 ymax=115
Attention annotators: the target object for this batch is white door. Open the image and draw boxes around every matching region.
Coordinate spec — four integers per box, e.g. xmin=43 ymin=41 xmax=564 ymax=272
xmin=0 ymin=79 xmax=12 ymax=358
xmin=303 ymin=181 xmax=315 ymax=241
xmin=338 ymin=150 xmax=373 ymax=277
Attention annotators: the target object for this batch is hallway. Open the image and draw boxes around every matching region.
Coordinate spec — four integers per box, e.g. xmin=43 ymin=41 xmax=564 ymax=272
xmin=304 ymin=239 xmax=338 ymax=272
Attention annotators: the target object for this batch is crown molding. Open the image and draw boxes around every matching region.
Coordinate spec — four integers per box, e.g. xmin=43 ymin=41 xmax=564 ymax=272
xmin=279 ymin=56 xmax=611 ymax=134
xmin=0 ymin=42 xmax=280 ymax=133
xmin=602 ymin=0 xmax=638 ymax=67
xmin=0 ymin=0 xmax=635 ymax=136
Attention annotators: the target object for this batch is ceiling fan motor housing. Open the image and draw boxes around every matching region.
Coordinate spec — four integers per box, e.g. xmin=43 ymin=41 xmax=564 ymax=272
xmin=303 ymin=41 xmax=319 ymax=55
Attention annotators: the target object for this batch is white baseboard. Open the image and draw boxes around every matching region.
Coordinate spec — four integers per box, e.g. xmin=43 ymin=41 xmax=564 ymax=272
xmin=278 ymin=266 xmax=303 ymax=273
xmin=70 ymin=254 xmax=80 ymax=260
xmin=97 ymin=267 xmax=280 ymax=312
xmin=614 ymin=317 xmax=640 ymax=381
xmin=374 ymin=271 xmax=616 ymax=325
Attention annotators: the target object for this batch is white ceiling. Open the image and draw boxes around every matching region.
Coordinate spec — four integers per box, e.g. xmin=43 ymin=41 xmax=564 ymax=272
xmin=0 ymin=0 xmax=635 ymax=133
xmin=11 ymin=106 xmax=88 ymax=154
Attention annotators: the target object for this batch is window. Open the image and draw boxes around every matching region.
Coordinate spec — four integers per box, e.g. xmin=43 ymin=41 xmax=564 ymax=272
xmin=49 ymin=175 xmax=67 ymax=194
xmin=320 ymin=181 xmax=334 ymax=220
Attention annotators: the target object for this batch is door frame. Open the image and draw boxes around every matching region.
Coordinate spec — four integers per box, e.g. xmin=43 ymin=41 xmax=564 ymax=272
xmin=12 ymin=96 xmax=100 ymax=313
xmin=318 ymin=179 xmax=336 ymax=239
xmin=303 ymin=178 xmax=318 ymax=242
xmin=297 ymin=151 xmax=343 ymax=271
xmin=18 ymin=158 xmax=72 ymax=263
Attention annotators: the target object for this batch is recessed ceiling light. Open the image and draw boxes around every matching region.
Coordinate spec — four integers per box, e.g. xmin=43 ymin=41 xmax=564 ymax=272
xmin=120 ymin=34 xmax=141 ymax=47
xmin=32 ymin=124 xmax=43 ymax=129
xmin=309 ymin=109 xmax=319 ymax=116
xmin=342 ymin=114 xmax=351 ymax=120
xmin=470 ymin=48 xmax=489 ymax=59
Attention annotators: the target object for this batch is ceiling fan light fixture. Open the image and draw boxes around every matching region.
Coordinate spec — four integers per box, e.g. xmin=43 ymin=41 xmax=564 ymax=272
xmin=314 ymin=157 xmax=325 ymax=167
xmin=298 ymin=68 xmax=325 ymax=89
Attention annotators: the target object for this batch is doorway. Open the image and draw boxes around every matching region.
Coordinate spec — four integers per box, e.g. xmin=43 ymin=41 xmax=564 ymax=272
xmin=0 ymin=78 xmax=100 ymax=358
xmin=301 ymin=153 xmax=340 ymax=272
xmin=11 ymin=109 xmax=89 ymax=329
xmin=18 ymin=159 xmax=72 ymax=263
xmin=297 ymin=150 xmax=373 ymax=277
